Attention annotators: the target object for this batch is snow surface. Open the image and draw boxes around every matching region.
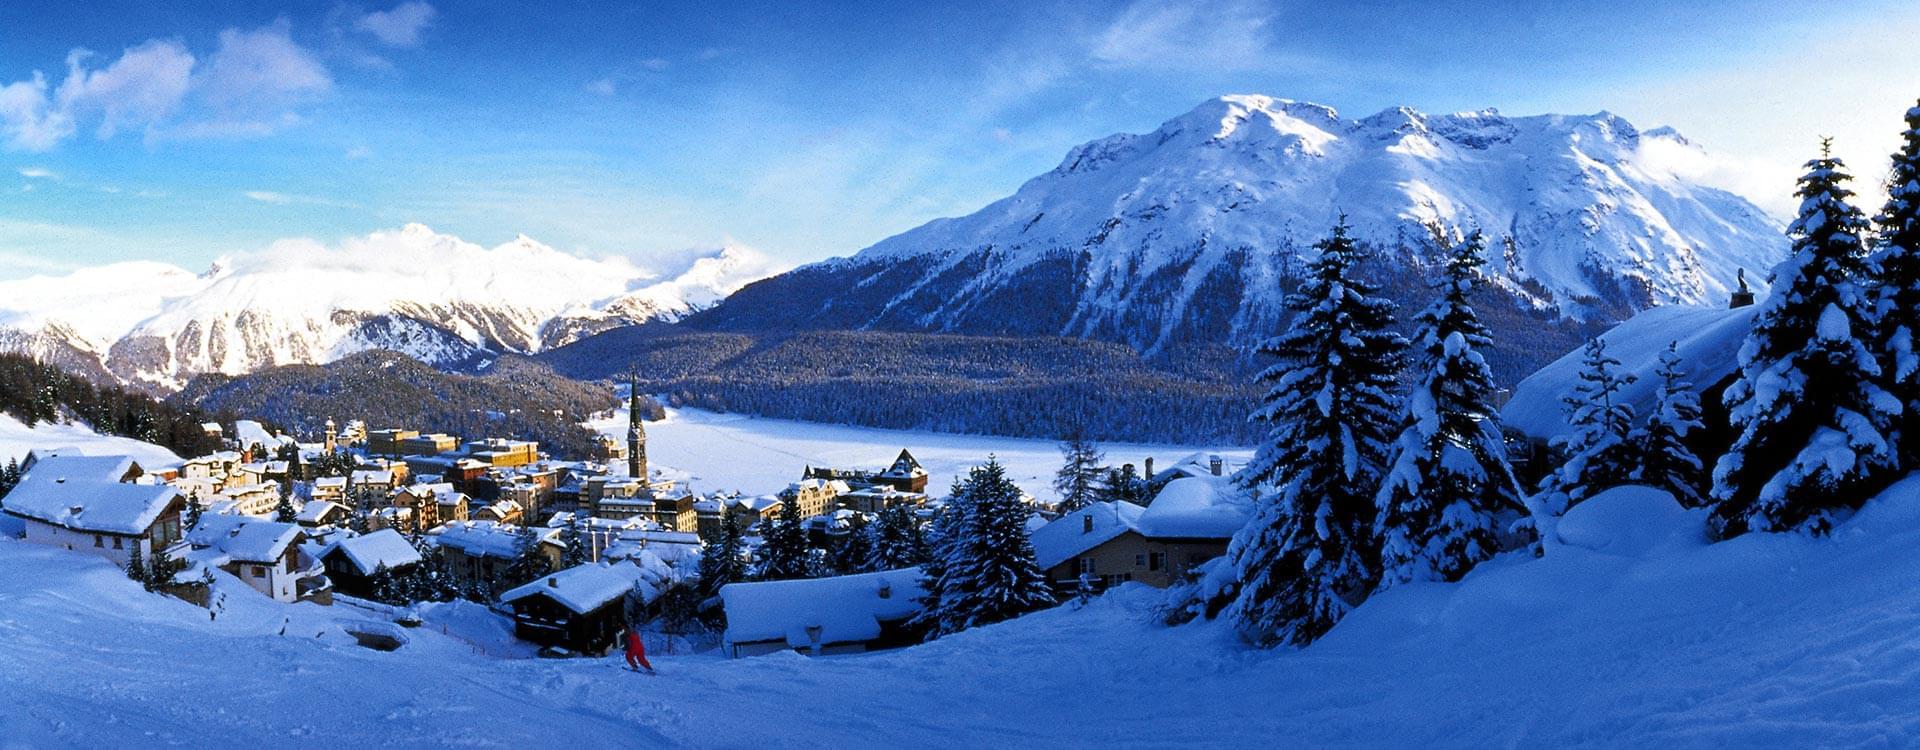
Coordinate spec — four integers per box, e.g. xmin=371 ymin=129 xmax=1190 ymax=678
xmin=586 ymin=404 xmax=1253 ymax=505
xmin=720 ymin=568 xmax=926 ymax=649
xmin=0 ymin=413 xmax=184 ymax=469
xmin=1502 ymin=304 xmax=1759 ymax=440
xmin=1134 ymin=475 xmax=1250 ymax=539
xmin=323 ymin=529 xmax=422 ymax=575
xmin=14 ymin=475 xmax=1920 ymax=745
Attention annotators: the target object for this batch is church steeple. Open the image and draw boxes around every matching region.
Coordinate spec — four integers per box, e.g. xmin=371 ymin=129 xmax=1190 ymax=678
xmin=627 ymin=370 xmax=648 ymax=484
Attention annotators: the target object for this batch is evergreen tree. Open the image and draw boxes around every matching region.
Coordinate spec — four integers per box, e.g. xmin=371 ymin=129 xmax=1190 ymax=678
xmin=273 ymin=481 xmax=298 ymax=523
xmin=1375 ymin=227 xmax=1531 ymax=590
xmin=831 ymin=514 xmax=873 ymax=574
xmin=1630 ymin=343 xmax=1708 ymax=507
xmin=756 ymin=496 xmax=811 ymax=581
xmin=126 ymin=544 xmax=148 ymax=587
xmin=697 ymin=513 xmax=747 ymax=598
xmin=146 ymin=548 xmax=186 ymax=592
xmin=1096 ymin=464 xmax=1150 ymax=506
xmin=1710 ymin=140 xmax=1898 ymax=538
xmin=503 ymin=525 xmax=553 ymax=589
xmin=1225 ymin=220 xmax=1407 ymax=648
xmin=0 ymin=457 xmax=21 ymax=500
xmin=912 ymin=479 xmax=970 ymax=634
xmin=183 ymin=492 xmax=205 ymax=532
xmin=559 ymin=515 xmax=589 ymax=569
xmin=924 ymin=458 xmax=1053 ymax=637
xmin=1052 ymin=432 xmax=1106 ymax=512
xmin=864 ymin=503 xmax=928 ymax=571
xmin=1536 ymin=338 xmax=1639 ymax=515
xmin=1872 ymin=100 xmax=1920 ymax=470
xmin=369 ymin=563 xmax=403 ymax=605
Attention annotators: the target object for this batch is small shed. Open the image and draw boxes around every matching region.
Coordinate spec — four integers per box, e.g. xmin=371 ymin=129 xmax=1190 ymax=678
xmin=319 ymin=529 xmax=423 ymax=598
xmin=500 ymin=556 xmax=669 ymax=655
xmin=719 ymin=568 xmax=926 ymax=658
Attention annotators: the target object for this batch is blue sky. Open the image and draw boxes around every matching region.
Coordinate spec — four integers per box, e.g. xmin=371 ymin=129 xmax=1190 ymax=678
xmin=2 ymin=0 xmax=1917 ymax=279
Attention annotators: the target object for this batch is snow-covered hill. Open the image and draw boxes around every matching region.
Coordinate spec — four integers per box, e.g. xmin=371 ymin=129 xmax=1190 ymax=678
xmin=6 ymin=480 xmax=1920 ymax=746
xmin=695 ymin=94 xmax=1788 ymax=357
xmin=0 ymin=225 xmax=784 ymax=390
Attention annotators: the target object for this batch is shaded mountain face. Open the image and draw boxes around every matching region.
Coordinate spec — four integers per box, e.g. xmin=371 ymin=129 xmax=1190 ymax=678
xmin=690 ymin=95 xmax=1788 ymax=374
xmin=0 ymin=225 xmax=784 ymax=391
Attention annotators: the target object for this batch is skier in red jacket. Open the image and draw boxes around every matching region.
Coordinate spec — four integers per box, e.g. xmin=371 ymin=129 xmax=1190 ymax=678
xmin=623 ymin=627 xmax=655 ymax=673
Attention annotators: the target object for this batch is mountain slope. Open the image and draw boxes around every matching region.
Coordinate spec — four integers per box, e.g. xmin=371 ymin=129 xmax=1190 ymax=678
xmin=691 ymin=94 xmax=1788 ymax=365
xmin=0 ymin=226 xmax=784 ymax=390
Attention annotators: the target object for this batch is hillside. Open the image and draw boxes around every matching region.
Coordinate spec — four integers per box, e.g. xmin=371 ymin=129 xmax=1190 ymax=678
xmin=539 ymin=325 xmax=1260 ymax=444
xmin=173 ymin=351 xmax=620 ymax=458
xmin=0 ymin=225 xmax=784 ymax=391
xmin=5 ymin=481 xmax=1920 ymax=746
xmin=690 ymin=95 xmax=1787 ymax=376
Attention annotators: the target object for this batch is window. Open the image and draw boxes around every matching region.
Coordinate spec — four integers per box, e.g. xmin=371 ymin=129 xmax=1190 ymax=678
xmin=94 ymin=535 xmax=104 ymax=548
xmin=1149 ymin=552 xmax=1166 ymax=572
xmin=1135 ymin=553 xmax=1147 ymax=567
xmin=113 ymin=537 xmax=124 ymax=550
xmin=1077 ymin=557 xmax=1096 ymax=575
xmin=252 ymin=566 xmax=268 ymax=579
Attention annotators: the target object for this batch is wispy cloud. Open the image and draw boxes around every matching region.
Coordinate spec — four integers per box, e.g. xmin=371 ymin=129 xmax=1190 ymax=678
xmin=1090 ymin=0 xmax=1277 ymax=71
xmin=244 ymin=190 xmax=358 ymax=208
xmin=17 ymin=166 xmax=57 ymax=179
xmin=354 ymin=2 xmax=437 ymax=48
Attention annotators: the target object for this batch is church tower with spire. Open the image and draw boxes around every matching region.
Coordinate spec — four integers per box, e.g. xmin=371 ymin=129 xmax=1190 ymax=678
xmin=627 ymin=372 xmax=648 ymax=485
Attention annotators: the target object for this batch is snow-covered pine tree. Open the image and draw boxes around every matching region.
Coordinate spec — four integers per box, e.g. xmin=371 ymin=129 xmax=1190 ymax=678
xmin=1536 ymin=337 xmax=1639 ymax=515
xmin=912 ymin=478 xmax=970 ymax=634
xmin=370 ymin=563 xmax=402 ymax=605
xmin=697 ymin=512 xmax=747 ymax=598
xmin=864 ymin=503 xmax=927 ymax=571
xmin=1375 ymin=226 xmax=1532 ymax=589
xmin=1710 ymin=140 xmax=1899 ymax=538
xmin=1872 ymin=100 xmax=1920 ymax=470
xmin=1096 ymin=464 xmax=1150 ymax=506
xmin=930 ymin=457 xmax=1053 ymax=635
xmin=183 ymin=492 xmax=204 ymax=531
xmin=831 ymin=514 xmax=873 ymax=574
xmin=274 ymin=481 xmax=298 ymax=523
xmin=504 ymin=524 xmax=553 ymax=589
xmin=560 ymin=515 xmax=589 ymax=568
xmin=125 ymin=545 xmax=148 ymax=588
xmin=756 ymin=496 xmax=811 ymax=581
xmin=1052 ymin=432 xmax=1106 ymax=512
xmin=1631 ymin=343 xmax=1708 ymax=507
xmin=1225 ymin=220 xmax=1407 ymax=648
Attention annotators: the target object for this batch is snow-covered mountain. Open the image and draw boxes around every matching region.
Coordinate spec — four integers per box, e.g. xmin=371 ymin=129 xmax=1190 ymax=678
xmin=0 ymin=225 xmax=784 ymax=390
xmin=694 ymin=95 xmax=1789 ymax=360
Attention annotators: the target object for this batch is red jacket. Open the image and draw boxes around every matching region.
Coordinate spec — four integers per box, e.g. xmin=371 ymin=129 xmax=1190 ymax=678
xmin=626 ymin=630 xmax=646 ymax=656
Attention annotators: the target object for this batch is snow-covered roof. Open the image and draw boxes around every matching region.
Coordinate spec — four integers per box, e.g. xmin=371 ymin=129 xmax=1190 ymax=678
xmin=4 ymin=456 xmax=178 ymax=535
xmin=324 ymin=529 xmax=422 ymax=575
xmin=313 ymin=476 xmax=347 ymax=490
xmin=500 ymin=555 xmax=669 ymax=614
xmin=1031 ymin=501 xmax=1146 ymax=570
xmin=1502 ymin=304 xmax=1758 ymax=440
xmin=295 ymin=500 xmax=344 ymax=524
xmin=186 ymin=515 xmax=303 ymax=563
xmin=1151 ymin=452 xmax=1238 ymax=482
xmin=1136 ymin=476 xmax=1251 ymax=539
xmin=721 ymin=568 xmax=926 ymax=649
xmin=432 ymin=521 xmax=559 ymax=558
xmin=351 ymin=470 xmax=394 ymax=485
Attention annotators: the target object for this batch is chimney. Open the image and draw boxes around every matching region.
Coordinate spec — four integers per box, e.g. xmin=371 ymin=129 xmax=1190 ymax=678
xmin=1209 ymin=455 xmax=1223 ymax=476
xmin=1083 ymin=514 xmax=1094 ymax=534
xmin=547 ymin=577 xmax=559 ymax=588
xmin=1144 ymin=456 xmax=1154 ymax=480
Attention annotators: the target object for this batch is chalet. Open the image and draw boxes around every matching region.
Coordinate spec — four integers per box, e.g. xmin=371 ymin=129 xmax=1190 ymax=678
xmin=310 ymin=475 xmax=348 ymax=503
xmin=501 ymin=556 xmax=669 ymax=655
xmin=318 ymin=529 xmax=423 ymax=599
xmin=780 ymin=478 xmax=849 ymax=519
xmin=471 ymin=498 xmax=525 ymax=525
xmin=802 ymin=449 xmax=930 ymax=495
xmin=219 ymin=482 xmax=282 ymax=517
xmin=185 ymin=515 xmax=320 ymax=602
xmin=392 ymin=483 xmax=456 ymax=530
xmin=295 ymin=499 xmax=348 ymax=528
xmin=726 ymin=495 xmax=785 ymax=531
xmin=1032 ymin=475 xmax=1249 ymax=595
xmin=432 ymin=521 xmax=564 ymax=591
xmin=838 ymin=485 xmax=929 ymax=515
xmin=720 ymin=568 xmax=926 ymax=658
xmin=3 ymin=455 xmax=186 ymax=566
xmin=1500 ymin=303 xmax=1757 ymax=487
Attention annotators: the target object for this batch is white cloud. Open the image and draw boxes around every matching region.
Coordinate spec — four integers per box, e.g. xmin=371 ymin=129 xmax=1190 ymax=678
xmin=354 ymin=2 xmax=437 ymax=48
xmin=55 ymin=40 xmax=195 ymax=139
xmin=586 ymin=78 xmax=618 ymax=96
xmin=0 ymin=72 xmax=72 ymax=151
xmin=196 ymin=22 xmax=332 ymax=112
xmin=1090 ymin=0 xmax=1275 ymax=70
xmin=17 ymin=166 xmax=58 ymax=179
xmin=244 ymin=190 xmax=358 ymax=208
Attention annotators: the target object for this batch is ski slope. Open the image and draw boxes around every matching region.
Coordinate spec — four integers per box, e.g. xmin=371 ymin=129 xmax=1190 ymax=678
xmin=0 ymin=413 xmax=183 ymax=469
xmin=7 ymin=480 xmax=1920 ymax=747
xmin=586 ymin=404 xmax=1253 ymax=503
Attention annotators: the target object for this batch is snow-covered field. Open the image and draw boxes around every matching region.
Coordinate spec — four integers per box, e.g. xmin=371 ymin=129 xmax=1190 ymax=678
xmin=7 ymin=480 xmax=1920 ymax=747
xmin=587 ymin=405 xmax=1253 ymax=503
xmin=0 ymin=414 xmax=183 ymax=469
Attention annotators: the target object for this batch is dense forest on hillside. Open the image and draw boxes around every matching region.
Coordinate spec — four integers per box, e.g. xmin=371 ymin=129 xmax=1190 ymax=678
xmin=539 ymin=327 xmax=1264 ymax=443
xmin=0 ymin=353 xmax=227 ymax=457
xmin=173 ymin=351 xmax=621 ymax=458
